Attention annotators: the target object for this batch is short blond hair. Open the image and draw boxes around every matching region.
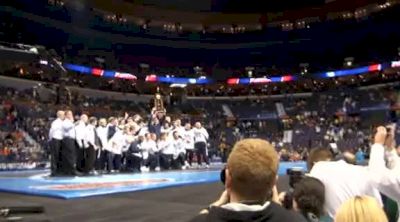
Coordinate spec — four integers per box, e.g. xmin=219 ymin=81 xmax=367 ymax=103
xmin=335 ymin=196 xmax=388 ymax=222
xmin=227 ymin=139 xmax=279 ymax=200
xmin=98 ymin=118 xmax=107 ymax=126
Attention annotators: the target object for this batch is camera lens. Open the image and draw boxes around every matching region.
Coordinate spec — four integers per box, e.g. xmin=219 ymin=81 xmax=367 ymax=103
xmin=220 ymin=167 xmax=226 ymax=185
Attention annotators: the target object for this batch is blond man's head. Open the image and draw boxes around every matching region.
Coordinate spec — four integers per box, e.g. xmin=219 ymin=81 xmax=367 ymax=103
xmin=335 ymin=196 xmax=388 ymax=222
xmin=56 ymin=110 xmax=65 ymax=120
xmin=226 ymin=139 xmax=279 ymax=201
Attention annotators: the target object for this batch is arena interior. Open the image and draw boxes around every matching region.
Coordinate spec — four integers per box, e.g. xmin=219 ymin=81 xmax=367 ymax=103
xmin=0 ymin=0 xmax=400 ymax=222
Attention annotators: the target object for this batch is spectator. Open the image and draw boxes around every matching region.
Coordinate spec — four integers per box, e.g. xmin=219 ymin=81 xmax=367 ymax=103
xmin=335 ymin=196 xmax=388 ymax=222
xmin=292 ymin=177 xmax=325 ymax=222
xmin=369 ymin=126 xmax=400 ymax=222
xmin=190 ymin=139 xmax=306 ymax=222
xmin=355 ymin=148 xmax=365 ymax=165
xmin=307 ymin=148 xmax=382 ymax=219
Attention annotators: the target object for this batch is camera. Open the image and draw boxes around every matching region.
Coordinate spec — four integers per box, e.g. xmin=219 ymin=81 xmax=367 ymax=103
xmin=287 ymin=168 xmax=305 ymax=189
xmin=282 ymin=168 xmax=305 ymax=210
xmin=220 ymin=166 xmax=226 ymax=185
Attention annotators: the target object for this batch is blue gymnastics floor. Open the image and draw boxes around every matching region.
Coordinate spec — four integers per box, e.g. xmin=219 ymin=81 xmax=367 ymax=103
xmin=0 ymin=162 xmax=306 ymax=199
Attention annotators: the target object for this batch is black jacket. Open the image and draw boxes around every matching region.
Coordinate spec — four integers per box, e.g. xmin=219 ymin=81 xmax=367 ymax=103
xmin=190 ymin=202 xmax=307 ymax=222
xmin=127 ymin=141 xmax=141 ymax=156
xmin=107 ymin=125 xmax=116 ymax=140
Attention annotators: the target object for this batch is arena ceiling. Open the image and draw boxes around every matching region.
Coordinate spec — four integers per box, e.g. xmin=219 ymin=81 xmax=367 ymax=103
xmin=86 ymin=0 xmax=384 ymax=26
xmin=121 ymin=0 xmax=327 ymax=13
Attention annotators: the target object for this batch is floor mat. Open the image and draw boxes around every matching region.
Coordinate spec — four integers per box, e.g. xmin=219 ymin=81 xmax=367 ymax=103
xmin=0 ymin=162 xmax=306 ymax=199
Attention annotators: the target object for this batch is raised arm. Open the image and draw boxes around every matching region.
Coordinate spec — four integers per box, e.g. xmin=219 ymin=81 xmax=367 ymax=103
xmin=369 ymin=126 xmax=400 ymax=203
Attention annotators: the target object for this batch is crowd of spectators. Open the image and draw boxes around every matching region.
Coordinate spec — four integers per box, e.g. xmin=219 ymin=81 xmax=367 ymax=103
xmin=0 ymin=87 xmax=46 ymax=169
xmin=0 ymin=54 xmax=399 ymax=222
xmin=1 ymin=53 xmax=400 ymax=98
xmin=0 ymin=76 xmax=399 ymax=168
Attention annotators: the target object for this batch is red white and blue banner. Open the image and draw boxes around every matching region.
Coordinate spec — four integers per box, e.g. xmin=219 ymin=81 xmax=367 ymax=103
xmin=63 ymin=61 xmax=397 ymax=86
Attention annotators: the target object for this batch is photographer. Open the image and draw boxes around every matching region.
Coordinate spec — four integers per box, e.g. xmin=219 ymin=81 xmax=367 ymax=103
xmin=190 ymin=139 xmax=306 ymax=222
xmin=277 ymin=170 xmax=325 ymax=222
xmin=369 ymin=126 xmax=400 ymax=222
xmin=307 ymin=147 xmax=382 ymax=219
xmin=292 ymin=177 xmax=325 ymax=222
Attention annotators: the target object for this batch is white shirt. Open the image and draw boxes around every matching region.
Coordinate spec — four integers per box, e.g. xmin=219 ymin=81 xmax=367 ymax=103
xmin=309 ymin=160 xmax=382 ymax=218
xmin=84 ymin=124 xmax=97 ymax=149
xmin=49 ymin=118 xmax=63 ymax=140
xmin=75 ymin=121 xmax=87 ymax=149
xmin=62 ymin=119 xmax=75 ymax=139
xmin=147 ymin=140 xmax=159 ymax=155
xmin=369 ymin=143 xmax=400 ymax=222
xmin=159 ymin=140 xmax=174 ymax=155
xmin=138 ymin=126 xmax=149 ymax=137
xmin=182 ymin=129 xmax=195 ymax=150
xmin=96 ymin=126 xmax=108 ymax=150
xmin=108 ymin=130 xmax=124 ymax=155
xmin=172 ymin=126 xmax=185 ymax=138
xmin=222 ymin=201 xmax=271 ymax=212
xmin=193 ymin=127 xmax=209 ymax=143
xmin=172 ymin=138 xmax=185 ymax=159
xmin=161 ymin=126 xmax=172 ymax=136
xmin=122 ymin=134 xmax=134 ymax=153
xmin=140 ymin=140 xmax=151 ymax=159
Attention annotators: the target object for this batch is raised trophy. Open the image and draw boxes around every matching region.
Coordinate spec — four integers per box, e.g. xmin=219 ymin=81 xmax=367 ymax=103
xmin=152 ymin=87 xmax=166 ymax=116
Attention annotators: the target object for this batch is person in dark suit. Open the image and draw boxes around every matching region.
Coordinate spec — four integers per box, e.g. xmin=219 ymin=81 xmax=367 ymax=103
xmin=107 ymin=117 xmax=118 ymax=141
xmin=126 ymin=136 xmax=144 ymax=173
xmin=148 ymin=117 xmax=161 ymax=137
xmin=61 ymin=110 xmax=77 ymax=176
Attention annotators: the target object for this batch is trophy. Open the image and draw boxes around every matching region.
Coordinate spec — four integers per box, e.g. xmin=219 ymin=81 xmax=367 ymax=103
xmin=152 ymin=87 xmax=166 ymax=116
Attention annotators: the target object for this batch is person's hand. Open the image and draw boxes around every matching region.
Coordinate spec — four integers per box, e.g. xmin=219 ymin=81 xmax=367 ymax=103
xmin=374 ymin=126 xmax=387 ymax=145
xmin=278 ymin=192 xmax=287 ymax=205
xmin=272 ymin=185 xmax=282 ymax=205
xmin=211 ymin=190 xmax=229 ymax=207
xmin=384 ymin=125 xmax=396 ymax=151
xmin=199 ymin=190 xmax=229 ymax=214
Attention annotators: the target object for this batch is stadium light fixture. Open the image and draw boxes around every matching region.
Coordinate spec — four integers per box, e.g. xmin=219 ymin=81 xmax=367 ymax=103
xmin=344 ymin=57 xmax=354 ymax=67
xmin=299 ymin=63 xmax=309 ymax=75
xmin=245 ymin=66 xmax=254 ymax=77
xmin=170 ymin=84 xmax=187 ymax=88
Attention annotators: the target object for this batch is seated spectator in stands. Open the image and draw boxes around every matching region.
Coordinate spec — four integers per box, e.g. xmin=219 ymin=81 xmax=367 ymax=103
xmin=307 ymin=147 xmax=382 ymax=219
xmin=369 ymin=126 xmax=400 ymax=222
xmin=190 ymin=139 xmax=306 ymax=222
xmin=355 ymin=148 xmax=365 ymax=165
xmin=292 ymin=177 xmax=325 ymax=222
xmin=335 ymin=196 xmax=388 ymax=222
xmin=279 ymin=148 xmax=290 ymax=161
